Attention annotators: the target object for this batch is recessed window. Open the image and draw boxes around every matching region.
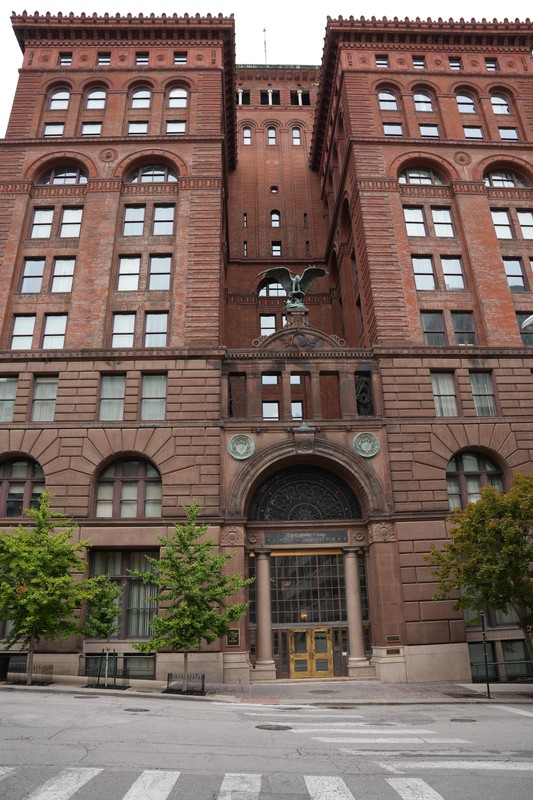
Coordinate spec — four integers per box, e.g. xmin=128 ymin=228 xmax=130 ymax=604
xmin=484 ymin=170 xmax=525 ymax=188
xmin=375 ymin=55 xmax=389 ymax=68
xmin=49 ymin=89 xmax=69 ymax=110
xmin=267 ymin=127 xmax=277 ymax=145
xmin=517 ymin=210 xmax=533 ymax=239
xmin=166 ymin=120 xmax=186 ymax=135
xmin=259 ymin=280 xmax=286 ymax=297
xmin=403 ymin=207 xmax=425 ymax=236
xmin=262 ymin=401 xmax=279 ymax=420
xmin=0 ymin=377 xmax=18 ymax=423
xmin=292 ymin=127 xmax=301 ymax=145
xmin=141 ymin=374 xmax=166 ymax=420
xmin=421 ymin=311 xmax=446 ymax=345
xmin=123 ymin=206 xmax=145 ymax=237
xmin=81 ymin=122 xmax=102 ymax=136
xmin=153 ymin=205 xmax=175 ymax=235
xmin=99 ymin=374 xmax=126 ymax=421
xmin=59 ymin=53 xmax=72 ymax=66
xmin=413 ymin=91 xmax=433 ymax=112
xmin=499 ymin=127 xmax=519 ymax=141
xmin=148 ymin=255 xmax=171 ymax=290
xmin=447 ymin=453 xmax=503 ymax=510
xmin=39 ymin=166 xmax=87 ymax=185
xmin=51 ymin=258 xmax=75 ymax=293
xmin=11 ymin=316 xmax=35 ymax=349
xmin=30 ymin=208 xmax=53 ymax=239
xmin=441 ymin=257 xmax=465 ymax=290
xmin=31 ymin=376 xmax=58 ymax=422
xmin=261 ymin=374 xmax=278 ymax=385
xmin=412 ymin=56 xmax=426 ymax=70
xmin=271 ymin=241 xmax=282 ymax=257
xmin=21 ymin=258 xmax=45 ymax=293
xmin=126 ymin=164 xmax=177 ymax=183
xmin=96 ymin=459 xmax=161 ymax=518
xmin=290 ymin=374 xmax=302 ymax=385
xmin=456 ymin=93 xmax=476 ymax=113
xmin=128 ymin=121 xmax=148 ymax=136
xmin=378 ymin=90 xmax=397 ymax=110
xmin=112 ymin=313 xmax=135 ymax=347
xmin=270 ymin=210 xmax=281 ymax=228
xmin=131 ymin=88 xmax=151 ymax=109
xmin=485 ymin=58 xmax=499 ymax=72
xmin=59 ymin=207 xmax=83 ymax=238
xmin=168 ymin=87 xmax=188 ymax=108
xmin=412 ymin=256 xmax=435 ymax=290
xmin=432 ymin=207 xmax=454 ymax=237
xmin=145 ymin=312 xmax=168 ymax=347
xmin=452 ymin=311 xmax=476 ymax=345
xmin=118 ymin=256 xmax=141 ymax=291
xmin=86 ymin=89 xmax=106 ymax=109
xmin=470 ymin=372 xmax=497 ymax=416
xmin=517 ymin=312 xmax=533 ymax=345
xmin=97 ymin=52 xmax=111 ymax=65
xmin=243 ymin=127 xmax=252 ymax=145
xmin=136 ymin=52 xmax=149 ymax=65
xmin=174 ymin=51 xmax=187 ymax=64
xmin=463 ymin=126 xmax=483 ymax=139
xmin=260 ymin=315 xmax=276 ymax=336
xmin=431 ymin=372 xmax=458 ymax=417
xmin=290 ymin=90 xmax=310 ymax=105
xmin=491 ymin=93 xmax=511 ymax=114
xmin=0 ymin=459 xmax=45 ymax=517
xmin=503 ymin=258 xmax=526 ymax=291
xmin=383 ymin=123 xmax=402 ymax=136
xmin=42 ymin=315 xmax=67 ymax=349
xmin=260 ymin=90 xmax=280 ymax=105
xmin=419 ymin=124 xmax=439 ymax=138
xmin=238 ymin=90 xmax=251 ymax=105
xmin=291 ymin=402 xmax=303 ymax=420
xmin=43 ymin=123 xmax=64 ymax=137
xmin=399 ymin=167 xmax=443 ymax=185
xmin=491 ymin=209 xmax=513 ymax=239
xmin=449 ymin=57 xmax=462 ymax=71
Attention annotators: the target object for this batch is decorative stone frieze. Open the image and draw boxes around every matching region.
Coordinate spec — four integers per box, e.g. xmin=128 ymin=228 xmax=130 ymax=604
xmin=369 ymin=521 xmax=395 ymax=543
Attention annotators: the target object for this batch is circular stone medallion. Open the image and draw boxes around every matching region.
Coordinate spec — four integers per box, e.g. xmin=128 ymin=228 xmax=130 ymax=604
xmin=228 ymin=434 xmax=255 ymax=460
xmin=353 ymin=432 xmax=380 ymax=458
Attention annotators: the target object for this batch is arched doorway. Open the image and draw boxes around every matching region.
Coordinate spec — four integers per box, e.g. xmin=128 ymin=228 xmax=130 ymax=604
xmin=246 ymin=465 xmax=372 ymax=680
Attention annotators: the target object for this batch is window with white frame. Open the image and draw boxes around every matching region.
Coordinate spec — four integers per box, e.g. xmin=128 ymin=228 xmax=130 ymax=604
xmin=448 ymin=57 xmax=462 ymax=70
xmin=267 ymin=127 xmax=277 ymax=145
xmin=99 ymin=374 xmax=126 ymax=421
xmin=412 ymin=256 xmax=436 ymax=290
xmin=31 ymin=208 xmax=53 ymax=238
xmin=259 ymin=280 xmax=286 ymax=297
xmin=126 ymin=164 xmax=177 ymax=183
xmin=39 ymin=166 xmax=87 ymax=185
xmin=43 ymin=123 xmax=64 ymax=137
xmin=42 ymin=315 xmax=67 ymax=349
xmin=383 ymin=123 xmax=402 ymax=135
xmin=375 ymin=55 xmax=389 ymax=68
xmin=153 ymin=205 xmax=175 ymax=235
xmin=261 ymin=374 xmax=278 ymax=385
xmin=431 ymin=207 xmax=454 ymax=237
xmin=112 ymin=313 xmax=135 ymax=347
xmin=485 ymin=58 xmax=499 ymax=71
xmin=148 ymin=256 xmax=171 ymax=290
xmin=51 ymin=257 xmax=75 ymax=293
xmin=470 ymin=372 xmax=497 ymax=416
xmin=292 ymin=127 xmax=302 ymax=145
xmin=419 ymin=124 xmax=439 ymax=137
xmin=97 ymin=52 xmax=110 ymax=65
xmin=413 ymin=91 xmax=433 ymax=112
xmin=403 ymin=207 xmax=426 ymax=236
xmin=136 ymin=52 xmax=149 ymax=65
xmin=499 ymin=127 xmax=519 ymax=141
xmin=431 ymin=372 xmax=458 ymax=416
xmin=123 ymin=206 xmax=145 ymax=236
xmin=31 ymin=376 xmax=58 ymax=422
xmin=117 ymin=256 xmax=140 ymax=291
xmin=412 ymin=56 xmax=426 ymax=69
xmin=168 ymin=87 xmax=188 ymax=107
xmin=59 ymin=52 xmax=72 ymax=66
xmin=145 ymin=312 xmax=168 ymax=347
xmin=243 ymin=127 xmax=252 ymax=145
xmin=503 ymin=258 xmax=526 ymax=292
xmin=517 ymin=210 xmax=533 ymax=239
xmin=11 ymin=316 xmax=35 ymax=349
xmin=484 ymin=170 xmax=525 ymax=188
xmin=491 ymin=209 xmax=513 ymax=238
xmin=398 ymin=167 xmax=443 ymax=185
xmin=271 ymin=241 xmax=282 ymax=256
xmin=260 ymin=315 xmax=276 ymax=336
xmin=491 ymin=93 xmax=511 ymax=114
xmin=59 ymin=207 xmax=83 ymax=237
xmin=21 ymin=258 xmax=45 ymax=292
xmin=49 ymin=89 xmax=69 ymax=110
xmin=441 ymin=256 xmax=465 ymax=290
xmin=128 ymin=121 xmax=148 ymax=135
xmin=81 ymin=122 xmax=102 ymax=136
xmin=166 ymin=120 xmax=186 ymax=135
xmin=0 ymin=377 xmax=18 ymax=422
xmin=262 ymin=401 xmax=279 ymax=420
xmin=456 ymin=93 xmax=476 ymax=113
xmin=141 ymin=374 xmax=167 ymax=420
xmin=174 ymin=51 xmax=187 ymax=64
xmin=291 ymin=401 xmax=303 ymax=420
xmin=270 ymin=210 xmax=281 ymax=228
xmin=378 ymin=90 xmax=397 ymax=110
xmin=86 ymin=88 xmax=106 ymax=109
xmin=463 ymin=126 xmax=483 ymax=139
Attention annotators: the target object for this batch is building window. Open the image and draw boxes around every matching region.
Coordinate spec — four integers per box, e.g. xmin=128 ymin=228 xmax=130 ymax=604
xmin=292 ymin=127 xmax=301 ymax=145
xmin=517 ymin=210 xmax=533 ymax=239
xmin=99 ymin=374 xmax=125 ymax=421
xmin=378 ymin=90 xmax=397 ymax=110
xmin=485 ymin=58 xmax=499 ymax=71
xmin=398 ymin=167 xmax=443 ymax=185
xmin=491 ymin=93 xmax=511 ymax=115
xmin=126 ymin=164 xmax=177 ymax=184
xmin=174 ymin=51 xmax=187 ymax=64
xmin=43 ymin=122 xmax=65 ymax=137
xmin=51 ymin=257 xmax=75 ymax=293
xmin=484 ymin=170 xmax=525 ymax=188
xmin=86 ymin=89 xmax=106 ymax=109
xmin=449 ymin=57 xmax=462 ymax=70
xmin=96 ymin=459 xmax=161 ymax=518
xmin=238 ymin=90 xmax=251 ymax=105
xmin=270 ymin=210 xmax=281 ymax=228
xmin=290 ymin=90 xmax=310 ymax=105
xmin=503 ymin=258 xmax=527 ymax=291
xmin=431 ymin=372 xmax=458 ymax=416
xmin=243 ymin=241 xmax=247 ymax=257
xmin=383 ymin=123 xmax=403 ymax=136
xmin=11 ymin=316 xmax=35 ymax=349
xmin=153 ymin=205 xmax=175 ymax=235
xmin=420 ymin=124 xmax=439 ymax=138
xmin=375 ymin=55 xmax=389 ymax=68
xmin=491 ymin=209 xmax=513 ymax=238
xmin=259 ymin=280 xmax=286 ymax=297
xmin=499 ymin=127 xmax=519 ymax=140
xmin=242 ymin=213 xmax=248 ymax=228
xmin=31 ymin=376 xmax=58 ymax=422
xmin=463 ymin=126 xmax=483 ymax=139
xmin=446 ymin=453 xmax=503 ymax=510
xmin=59 ymin=52 xmax=72 ymax=66
xmin=42 ymin=315 xmax=67 ymax=349
xmin=123 ymin=206 xmax=145 ymax=236
xmin=517 ymin=312 xmax=533 ymax=345
xmin=39 ymin=166 xmax=87 ymax=185
xmin=136 ymin=52 xmax=149 ymax=65
xmin=128 ymin=121 xmax=148 ymax=136
xmin=145 ymin=313 xmax=168 ymax=347
xmin=262 ymin=401 xmax=279 ymax=420
xmin=456 ymin=93 xmax=476 ymax=113
xmin=260 ymin=90 xmax=280 ymax=105
xmin=421 ymin=311 xmax=446 ymax=345
xmin=49 ymin=89 xmax=69 ymax=110
xmin=243 ymin=127 xmax=252 ymax=145
xmin=31 ymin=208 xmax=53 ymax=238
xmin=21 ymin=258 xmax=45 ymax=292
xmin=452 ymin=311 xmax=476 ymax=345
xmin=403 ymin=207 xmax=426 ymax=236
xmin=412 ymin=56 xmax=426 ymax=69
xmin=271 ymin=241 xmax=282 ymax=257
xmin=260 ymin=315 xmax=276 ymax=336
xmin=59 ymin=207 xmax=83 ymax=238
xmin=148 ymin=255 xmax=171 ymax=290
xmin=291 ymin=401 xmax=303 ymax=420
xmin=141 ymin=374 xmax=167 ymax=420
xmin=81 ymin=122 xmax=102 ymax=136
xmin=431 ymin=207 xmax=454 ymax=237
xmin=413 ymin=91 xmax=433 ymax=112
xmin=0 ymin=459 xmax=45 ymax=517
xmin=470 ymin=372 xmax=497 ymax=416
xmin=261 ymin=374 xmax=278 ymax=385
xmin=97 ymin=52 xmax=111 ymax=65
xmin=130 ymin=88 xmax=151 ymax=109
xmin=112 ymin=313 xmax=135 ymax=347
xmin=168 ymin=87 xmax=188 ymax=107
xmin=267 ymin=127 xmax=277 ymax=145
xmin=0 ymin=377 xmax=18 ymax=422
xmin=441 ymin=257 xmax=465 ymax=290
xmin=118 ymin=256 xmax=140 ymax=291
xmin=166 ymin=120 xmax=186 ymax=135
xmin=412 ymin=256 xmax=435 ymax=290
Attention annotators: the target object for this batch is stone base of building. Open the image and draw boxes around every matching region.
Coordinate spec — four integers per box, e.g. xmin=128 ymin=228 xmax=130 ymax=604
xmin=250 ymin=659 xmax=277 ymax=682
xmin=223 ymin=652 xmax=252 ymax=684
xmin=154 ymin=652 xmax=224 ymax=683
xmin=347 ymin=657 xmax=377 ymax=679
xmin=372 ymin=643 xmax=472 ymax=683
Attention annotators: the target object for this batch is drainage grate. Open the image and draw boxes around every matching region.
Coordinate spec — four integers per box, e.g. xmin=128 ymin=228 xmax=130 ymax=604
xmin=124 ymin=708 xmax=150 ymax=713
xmin=256 ymin=724 xmax=292 ymax=731
xmin=450 ymin=718 xmax=477 ymax=723
xmin=308 ymin=689 xmax=339 ymax=694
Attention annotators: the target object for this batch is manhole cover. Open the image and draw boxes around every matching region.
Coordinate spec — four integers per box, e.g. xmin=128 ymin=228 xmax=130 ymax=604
xmin=124 ymin=708 xmax=150 ymax=713
xmin=256 ymin=724 xmax=292 ymax=731
xmin=450 ymin=718 xmax=477 ymax=723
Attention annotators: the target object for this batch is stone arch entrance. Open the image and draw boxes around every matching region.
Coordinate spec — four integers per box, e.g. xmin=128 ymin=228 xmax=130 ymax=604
xmin=245 ymin=463 xmax=375 ymax=681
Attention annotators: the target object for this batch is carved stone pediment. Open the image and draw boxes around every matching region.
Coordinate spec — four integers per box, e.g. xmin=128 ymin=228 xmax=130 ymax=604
xmin=253 ymin=324 xmax=346 ymax=351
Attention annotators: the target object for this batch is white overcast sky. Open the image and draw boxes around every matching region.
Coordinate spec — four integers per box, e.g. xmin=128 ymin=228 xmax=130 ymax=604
xmin=1 ymin=1 xmax=531 ymax=135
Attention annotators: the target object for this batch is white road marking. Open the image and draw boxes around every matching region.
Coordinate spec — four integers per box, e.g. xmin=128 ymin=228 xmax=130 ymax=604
xmin=122 ymin=770 xmax=181 ymax=800
xmin=217 ymin=772 xmax=262 ymax=799
xmin=292 ymin=727 xmax=434 ymax=733
xmin=386 ymin=777 xmax=445 ymax=799
xmin=244 ymin=712 xmax=365 ymax=719
xmin=494 ymin=704 xmax=533 ymax=718
xmin=379 ymin=760 xmax=533 ymax=774
xmin=315 ymin=737 xmax=468 ymax=744
xmin=0 ymin=767 xmax=15 ymax=781
xmin=305 ymin=775 xmax=356 ymax=799
xmin=25 ymin=768 xmax=103 ymax=800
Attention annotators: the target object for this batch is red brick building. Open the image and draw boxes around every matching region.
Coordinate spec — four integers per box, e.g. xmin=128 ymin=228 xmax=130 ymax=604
xmin=0 ymin=12 xmax=532 ymax=684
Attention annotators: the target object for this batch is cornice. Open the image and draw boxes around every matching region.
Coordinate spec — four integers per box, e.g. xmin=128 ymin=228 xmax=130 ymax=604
xmin=226 ymin=348 xmax=375 ymax=361
xmin=372 ymin=345 xmax=533 ymax=357
xmin=0 ymin=347 xmax=227 ymax=363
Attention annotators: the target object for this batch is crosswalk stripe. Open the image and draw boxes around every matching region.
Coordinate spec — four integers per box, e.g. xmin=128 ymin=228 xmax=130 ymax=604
xmin=386 ymin=777 xmax=445 ymax=800
xmin=379 ymin=760 xmax=533 ymax=773
xmin=25 ymin=767 xmax=103 ymax=800
xmin=314 ymin=737 xmax=468 ymax=744
xmin=305 ymin=775 xmax=356 ymax=800
xmin=122 ymin=770 xmax=181 ymax=800
xmin=494 ymin=704 xmax=533 ymax=718
xmin=291 ymin=727 xmax=434 ymax=733
xmin=0 ymin=767 xmax=15 ymax=781
xmin=217 ymin=773 xmax=261 ymax=799
xmin=244 ymin=712 xmax=365 ymax=719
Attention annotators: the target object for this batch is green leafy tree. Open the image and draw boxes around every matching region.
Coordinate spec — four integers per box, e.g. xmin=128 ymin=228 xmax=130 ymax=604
xmin=0 ymin=493 xmax=120 ymax=685
xmin=428 ymin=472 xmax=533 ymax=664
xmin=132 ymin=502 xmax=253 ymax=691
xmin=83 ymin=577 xmax=123 ymax=684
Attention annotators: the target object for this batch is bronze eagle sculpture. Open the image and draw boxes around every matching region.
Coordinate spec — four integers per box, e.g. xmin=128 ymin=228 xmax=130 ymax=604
xmin=261 ymin=265 xmax=328 ymax=308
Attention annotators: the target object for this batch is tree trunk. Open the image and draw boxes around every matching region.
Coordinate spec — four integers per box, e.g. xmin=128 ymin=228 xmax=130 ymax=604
xmin=26 ymin=635 xmax=35 ymax=686
xmin=521 ymin=625 xmax=533 ymax=669
xmin=183 ymin=651 xmax=189 ymax=693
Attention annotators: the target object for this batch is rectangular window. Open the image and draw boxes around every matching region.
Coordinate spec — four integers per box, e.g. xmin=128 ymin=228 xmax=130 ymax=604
xmin=112 ymin=313 xmax=135 ymax=347
xmin=21 ymin=258 xmax=45 ymax=292
xmin=412 ymin=56 xmax=426 ymax=69
xmin=517 ymin=312 xmax=533 ymax=345
xmin=44 ymin=123 xmax=64 ymax=137
xmin=153 ymin=205 xmax=175 ymax=235
xmin=0 ymin=377 xmax=18 ymax=422
xmin=291 ymin=401 xmax=303 ymax=420
xmin=470 ymin=372 xmax=497 ymax=416
xmin=420 ymin=125 xmax=439 ymax=137
xmin=31 ymin=208 xmax=53 ymax=238
xmin=375 ymin=55 xmax=389 ymax=68
xmin=292 ymin=128 xmax=301 ymax=145
xmin=51 ymin=257 xmax=75 ymax=293
xmin=136 ymin=52 xmax=149 ymax=65
xmin=449 ymin=57 xmax=462 ymax=70
xmin=421 ymin=311 xmax=446 ymax=345
xmin=441 ymin=256 xmax=465 ymax=290
xmin=11 ymin=316 xmax=35 ymax=349
xmin=99 ymin=374 xmax=126 ymax=421
xmin=31 ymin=376 xmax=58 ymax=422
xmin=431 ymin=207 xmax=454 ymax=237
xmin=97 ymin=52 xmax=111 ymax=65
xmin=262 ymin=401 xmax=279 ymax=420
xmin=118 ymin=256 xmax=141 ymax=291
xmin=42 ymin=315 xmax=67 ymax=349
xmin=128 ymin=121 xmax=148 ymax=136
xmin=166 ymin=120 xmax=186 ymax=135
xmin=174 ymin=51 xmax=187 ymax=64
xmin=517 ymin=210 xmax=533 ymax=239
xmin=412 ymin=256 xmax=436 ymax=290
xmin=503 ymin=258 xmax=526 ymax=291
xmin=491 ymin=209 xmax=513 ymax=239
xmin=59 ymin=52 xmax=72 ymax=66
xmin=91 ymin=551 xmax=158 ymax=638
xmin=145 ymin=312 xmax=168 ymax=347
xmin=243 ymin=241 xmax=247 ymax=257
xmin=431 ymin=372 xmax=458 ymax=416
xmin=261 ymin=374 xmax=278 ymax=385
xmin=148 ymin=255 xmax=171 ymax=290
xmin=123 ymin=206 xmax=145 ymax=236
xmin=141 ymin=374 xmax=167 ymax=420
xmin=463 ymin=126 xmax=483 ymax=139
xmin=60 ymin=207 xmax=83 ymax=238
xmin=499 ymin=127 xmax=519 ymax=141
xmin=271 ymin=241 xmax=282 ymax=257
xmin=81 ymin=122 xmax=102 ymax=136
xmin=485 ymin=58 xmax=499 ymax=71
xmin=383 ymin=123 xmax=402 ymax=136
xmin=403 ymin=207 xmax=426 ymax=236
xmin=452 ymin=311 xmax=476 ymax=345
xmin=260 ymin=315 xmax=276 ymax=336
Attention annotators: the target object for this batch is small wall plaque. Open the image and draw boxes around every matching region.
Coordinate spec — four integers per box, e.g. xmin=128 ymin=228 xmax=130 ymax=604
xmin=226 ymin=630 xmax=240 ymax=647
xmin=353 ymin=432 xmax=380 ymax=458
xmin=228 ymin=434 xmax=255 ymax=460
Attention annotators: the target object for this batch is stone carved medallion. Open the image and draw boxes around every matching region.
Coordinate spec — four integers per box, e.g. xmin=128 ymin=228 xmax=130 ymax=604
xmin=353 ymin=432 xmax=380 ymax=458
xmin=369 ymin=521 xmax=395 ymax=543
xmin=221 ymin=526 xmax=244 ymax=546
xmin=228 ymin=434 xmax=255 ymax=460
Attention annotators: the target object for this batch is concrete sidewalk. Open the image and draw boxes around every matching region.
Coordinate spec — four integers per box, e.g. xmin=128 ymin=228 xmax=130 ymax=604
xmin=2 ymin=674 xmax=533 ymax=705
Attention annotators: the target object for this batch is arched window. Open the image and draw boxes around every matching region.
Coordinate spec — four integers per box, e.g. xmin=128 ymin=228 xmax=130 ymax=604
xmin=96 ymin=458 xmax=162 ymax=518
xmin=259 ymin=280 xmax=287 ymax=297
xmin=456 ymin=93 xmax=476 ymax=114
xmin=126 ymin=164 xmax=178 ymax=183
xmin=483 ymin=170 xmax=526 ymax=188
xmin=413 ymin=91 xmax=433 ymax=112
xmin=86 ymin=89 xmax=106 ymax=109
xmin=267 ymin=126 xmax=277 ymax=145
xmin=378 ymin=90 xmax=398 ymax=110
xmin=270 ymin=210 xmax=281 ymax=228
xmin=38 ymin=165 xmax=88 ymax=185
xmin=243 ymin=126 xmax=252 ymax=145
xmin=491 ymin=93 xmax=511 ymax=115
xmin=130 ymin=87 xmax=151 ymax=109
xmin=168 ymin=87 xmax=188 ymax=108
xmin=398 ymin=167 xmax=444 ymax=185
xmin=0 ymin=459 xmax=45 ymax=517
xmin=446 ymin=452 xmax=504 ymax=510
xmin=292 ymin=126 xmax=301 ymax=145
xmin=49 ymin=88 xmax=70 ymax=110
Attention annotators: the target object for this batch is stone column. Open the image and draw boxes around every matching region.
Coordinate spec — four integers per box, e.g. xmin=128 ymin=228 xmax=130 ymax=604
xmin=251 ymin=549 xmax=277 ymax=681
xmin=344 ymin=548 xmax=373 ymax=676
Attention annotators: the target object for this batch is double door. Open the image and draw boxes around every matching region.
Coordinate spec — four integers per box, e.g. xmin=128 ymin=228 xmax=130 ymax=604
xmin=289 ymin=628 xmax=333 ymax=678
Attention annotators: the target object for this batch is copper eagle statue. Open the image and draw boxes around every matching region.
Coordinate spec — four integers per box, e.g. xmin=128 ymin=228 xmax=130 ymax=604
xmin=261 ymin=265 xmax=328 ymax=309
